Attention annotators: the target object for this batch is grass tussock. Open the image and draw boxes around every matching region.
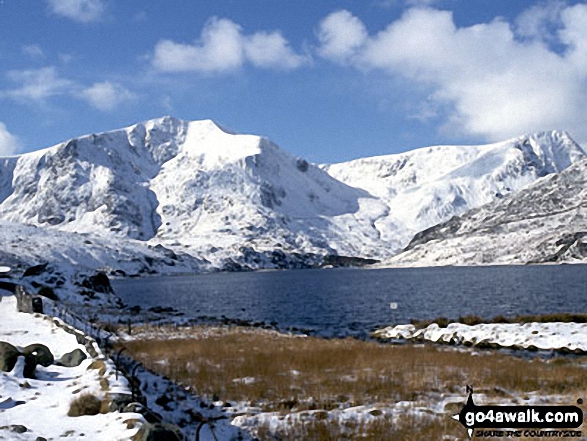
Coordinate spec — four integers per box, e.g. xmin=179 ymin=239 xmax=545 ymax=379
xmin=87 ymin=359 xmax=107 ymax=376
xmin=123 ymin=326 xmax=587 ymax=413
xmin=411 ymin=312 xmax=587 ymax=329
xmin=67 ymin=392 xmax=103 ymax=417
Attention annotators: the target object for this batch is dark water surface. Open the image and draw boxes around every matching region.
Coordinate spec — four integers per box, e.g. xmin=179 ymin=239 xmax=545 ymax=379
xmin=112 ymin=265 xmax=587 ymax=337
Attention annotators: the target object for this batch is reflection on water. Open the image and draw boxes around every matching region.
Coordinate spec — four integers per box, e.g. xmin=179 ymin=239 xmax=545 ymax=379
xmin=113 ymin=265 xmax=587 ymax=337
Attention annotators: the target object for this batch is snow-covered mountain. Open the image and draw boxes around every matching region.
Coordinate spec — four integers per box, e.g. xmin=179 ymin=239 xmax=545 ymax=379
xmin=0 ymin=117 xmax=388 ymax=268
xmin=323 ymin=131 xmax=585 ymax=252
xmin=0 ymin=117 xmax=584 ymax=271
xmin=386 ymin=157 xmax=587 ymax=266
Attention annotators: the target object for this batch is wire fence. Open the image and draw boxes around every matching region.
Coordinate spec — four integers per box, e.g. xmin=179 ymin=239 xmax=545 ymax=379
xmin=18 ymin=285 xmax=229 ymax=441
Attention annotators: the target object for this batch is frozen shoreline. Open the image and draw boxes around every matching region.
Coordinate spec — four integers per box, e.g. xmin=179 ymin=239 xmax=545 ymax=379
xmin=373 ymin=321 xmax=587 ymax=353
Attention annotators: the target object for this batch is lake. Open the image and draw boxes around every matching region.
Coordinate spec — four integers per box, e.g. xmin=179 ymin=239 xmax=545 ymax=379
xmin=112 ymin=265 xmax=587 ymax=338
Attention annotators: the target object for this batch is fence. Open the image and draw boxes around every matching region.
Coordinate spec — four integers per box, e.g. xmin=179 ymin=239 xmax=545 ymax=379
xmin=13 ymin=284 xmax=227 ymax=441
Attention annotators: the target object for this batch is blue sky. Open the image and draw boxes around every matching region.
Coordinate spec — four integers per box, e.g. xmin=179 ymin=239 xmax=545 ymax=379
xmin=1 ymin=0 xmax=586 ymax=163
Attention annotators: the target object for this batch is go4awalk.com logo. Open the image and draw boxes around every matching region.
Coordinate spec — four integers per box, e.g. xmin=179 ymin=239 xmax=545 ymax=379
xmin=453 ymin=386 xmax=584 ymax=438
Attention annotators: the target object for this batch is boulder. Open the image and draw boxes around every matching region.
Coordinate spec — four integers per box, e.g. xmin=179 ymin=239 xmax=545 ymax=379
xmin=23 ymin=263 xmax=49 ymax=277
xmin=0 ymin=341 xmax=21 ymax=372
xmin=58 ymin=349 xmax=87 ymax=367
xmin=21 ymin=343 xmax=54 ymax=367
xmin=81 ymin=272 xmax=113 ymax=294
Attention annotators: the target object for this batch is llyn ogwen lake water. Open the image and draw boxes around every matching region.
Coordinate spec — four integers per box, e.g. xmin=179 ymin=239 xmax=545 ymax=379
xmin=112 ymin=265 xmax=587 ymax=338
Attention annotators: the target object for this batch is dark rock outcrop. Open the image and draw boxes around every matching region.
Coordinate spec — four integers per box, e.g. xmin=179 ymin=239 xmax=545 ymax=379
xmin=0 ymin=341 xmax=20 ymax=372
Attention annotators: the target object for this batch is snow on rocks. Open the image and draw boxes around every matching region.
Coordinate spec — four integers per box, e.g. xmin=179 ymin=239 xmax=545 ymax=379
xmin=323 ymin=130 xmax=585 ymax=254
xmin=373 ymin=322 xmax=587 ymax=352
xmin=0 ymin=294 xmax=144 ymax=440
xmin=1 ymin=117 xmax=584 ymax=270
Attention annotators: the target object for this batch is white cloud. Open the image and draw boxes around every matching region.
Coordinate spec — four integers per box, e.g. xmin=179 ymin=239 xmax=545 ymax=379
xmin=79 ymin=81 xmax=136 ymax=111
xmin=22 ymin=44 xmax=46 ymax=61
xmin=153 ymin=18 xmax=243 ymax=73
xmin=47 ymin=0 xmax=105 ymax=23
xmin=244 ymin=31 xmax=307 ymax=69
xmin=317 ymin=10 xmax=367 ymax=63
xmin=0 ymin=123 xmax=22 ymax=156
xmin=515 ymin=0 xmax=565 ymax=41
xmin=1 ymin=67 xmax=134 ymax=113
xmin=152 ymin=17 xmax=307 ymax=73
xmin=317 ymin=7 xmax=587 ymax=143
xmin=2 ymin=67 xmax=73 ymax=102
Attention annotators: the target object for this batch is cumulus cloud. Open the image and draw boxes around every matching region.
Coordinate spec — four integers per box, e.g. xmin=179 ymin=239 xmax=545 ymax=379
xmin=79 ymin=81 xmax=136 ymax=111
xmin=244 ymin=31 xmax=307 ymax=69
xmin=317 ymin=6 xmax=587 ymax=143
xmin=316 ymin=10 xmax=367 ymax=63
xmin=47 ymin=0 xmax=105 ymax=23
xmin=0 ymin=123 xmax=22 ymax=156
xmin=152 ymin=17 xmax=307 ymax=73
xmin=515 ymin=0 xmax=565 ymax=41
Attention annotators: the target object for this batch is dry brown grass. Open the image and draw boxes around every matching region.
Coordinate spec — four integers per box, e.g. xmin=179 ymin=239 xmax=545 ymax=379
xmin=121 ymin=326 xmax=587 ymax=440
xmin=123 ymin=326 xmax=587 ymax=410
xmin=67 ymin=393 xmax=103 ymax=417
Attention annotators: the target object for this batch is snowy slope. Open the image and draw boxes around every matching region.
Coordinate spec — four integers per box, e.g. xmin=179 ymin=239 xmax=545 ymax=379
xmin=148 ymin=119 xmax=388 ymax=261
xmin=0 ymin=117 xmax=389 ymax=265
xmin=0 ymin=293 xmax=143 ymax=440
xmin=0 ymin=220 xmax=209 ymax=277
xmin=323 ymin=131 xmax=585 ymax=253
xmin=386 ymin=157 xmax=587 ymax=266
xmin=0 ymin=118 xmax=584 ymax=269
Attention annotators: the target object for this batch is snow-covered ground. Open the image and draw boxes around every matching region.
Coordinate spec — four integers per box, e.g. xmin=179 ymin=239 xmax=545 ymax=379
xmin=373 ymin=321 xmax=587 ymax=352
xmin=0 ymin=291 xmax=143 ymax=440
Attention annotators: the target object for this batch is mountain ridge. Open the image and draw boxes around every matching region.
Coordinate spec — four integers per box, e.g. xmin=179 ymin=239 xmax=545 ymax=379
xmin=0 ymin=117 xmax=584 ymax=271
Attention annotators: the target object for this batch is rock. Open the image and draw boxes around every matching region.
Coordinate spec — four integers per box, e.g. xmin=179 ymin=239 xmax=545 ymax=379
xmin=58 ymin=349 xmax=87 ymax=367
xmin=108 ymin=393 xmax=135 ymax=413
xmin=296 ymin=158 xmax=309 ymax=172
xmin=122 ymin=402 xmax=145 ymax=413
xmin=152 ymin=244 xmax=178 ymax=261
xmin=80 ymin=272 xmax=113 ymax=294
xmin=23 ymin=263 xmax=48 ymax=277
xmin=37 ymin=286 xmax=59 ymax=301
xmin=321 ymin=254 xmax=379 ymax=268
xmin=11 ymin=425 xmax=28 ymax=433
xmin=0 ymin=341 xmax=21 ymax=372
xmin=139 ymin=423 xmax=183 ymax=441
xmin=21 ymin=343 xmax=54 ymax=367
xmin=0 ymin=281 xmax=17 ymax=293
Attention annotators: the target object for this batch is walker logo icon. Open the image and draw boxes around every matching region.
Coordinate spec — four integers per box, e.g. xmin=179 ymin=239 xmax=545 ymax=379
xmin=452 ymin=386 xmax=583 ymax=438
